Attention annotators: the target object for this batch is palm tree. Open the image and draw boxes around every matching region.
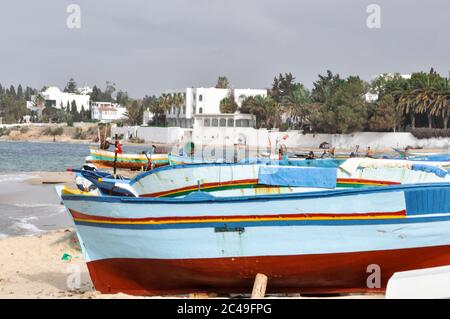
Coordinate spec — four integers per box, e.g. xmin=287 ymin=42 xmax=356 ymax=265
xmin=33 ymin=93 xmax=45 ymax=108
xmin=157 ymin=93 xmax=172 ymax=126
xmin=215 ymin=76 xmax=230 ymax=89
xmin=245 ymin=95 xmax=281 ymax=129
xmin=430 ymin=78 xmax=450 ymax=129
xmin=413 ymin=88 xmax=435 ymax=128
xmin=283 ymin=85 xmax=311 ymax=130
xmin=398 ymin=91 xmax=418 ymax=129
xmin=398 ymin=70 xmax=445 ymax=129
xmin=124 ymin=100 xmax=143 ymax=125
xmin=171 ymin=92 xmax=185 ymax=126
xmin=159 ymin=93 xmax=172 ymax=113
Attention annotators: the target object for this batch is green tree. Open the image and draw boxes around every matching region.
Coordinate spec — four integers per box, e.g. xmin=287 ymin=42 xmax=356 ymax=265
xmin=70 ymin=100 xmax=79 ymax=122
xmin=125 ymin=100 xmax=143 ymax=125
xmin=171 ymin=92 xmax=185 ymax=126
xmin=429 ymin=78 xmax=450 ymax=129
xmin=80 ymin=105 xmax=90 ymax=121
xmin=215 ymin=76 xmax=230 ymax=89
xmin=64 ymin=78 xmax=78 ymax=93
xmin=310 ymin=73 xmax=368 ymax=133
xmin=144 ymin=95 xmax=166 ymax=126
xmin=311 ymin=70 xmax=343 ymax=103
xmin=116 ymin=90 xmax=129 ymax=106
xmin=17 ymin=85 xmax=24 ymax=100
xmin=370 ymin=73 xmax=411 ymax=99
xmin=369 ymin=94 xmax=401 ymax=131
xmin=90 ymin=85 xmax=102 ymax=102
xmin=8 ymin=85 xmax=16 ymax=99
xmin=270 ymin=73 xmax=296 ymax=103
xmin=220 ymin=92 xmax=238 ymax=113
xmin=104 ymin=81 xmax=116 ymax=102
xmin=398 ymin=69 xmax=446 ymax=129
xmin=34 ymin=94 xmax=45 ymax=108
xmin=242 ymin=95 xmax=280 ymax=129
xmin=284 ymin=84 xmax=312 ymax=130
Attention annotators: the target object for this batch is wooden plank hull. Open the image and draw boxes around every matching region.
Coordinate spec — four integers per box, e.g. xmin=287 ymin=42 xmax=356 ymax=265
xmin=87 ymin=245 xmax=450 ymax=295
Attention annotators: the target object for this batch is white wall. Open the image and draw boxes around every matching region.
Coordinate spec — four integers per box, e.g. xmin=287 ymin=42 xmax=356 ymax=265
xmin=112 ymin=126 xmax=450 ymax=151
xmin=194 ymin=88 xmax=228 ymax=115
xmin=331 ymin=132 xmax=450 ymax=150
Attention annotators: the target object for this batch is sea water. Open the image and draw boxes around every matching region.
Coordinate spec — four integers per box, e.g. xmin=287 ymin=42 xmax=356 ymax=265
xmin=0 ymin=140 xmax=154 ymax=172
xmin=0 ymin=173 xmax=70 ymax=237
xmin=0 ymin=141 xmax=154 ymax=237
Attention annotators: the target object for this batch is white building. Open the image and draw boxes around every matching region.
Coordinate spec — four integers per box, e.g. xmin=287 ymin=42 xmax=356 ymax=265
xmin=91 ymin=102 xmax=127 ymax=123
xmin=193 ymin=113 xmax=256 ymax=129
xmin=78 ymin=86 xmax=93 ymax=95
xmin=143 ymin=110 xmax=154 ymax=125
xmin=365 ymin=92 xmax=379 ymax=103
xmin=28 ymin=86 xmax=90 ymax=113
xmin=165 ymin=87 xmax=267 ymax=128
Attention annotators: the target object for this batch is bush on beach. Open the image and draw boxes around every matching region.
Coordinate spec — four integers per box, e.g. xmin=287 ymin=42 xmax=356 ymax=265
xmin=411 ymin=128 xmax=450 ymax=139
xmin=42 ymin=126 xmax=64 ymax=136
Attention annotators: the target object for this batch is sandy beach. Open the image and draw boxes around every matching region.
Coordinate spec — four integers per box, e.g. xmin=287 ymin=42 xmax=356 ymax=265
xmin=0 ymin=230 xmax=156 ymax=299
xmin=0 ymin=229 xmax=94 ymax=298
xmin=0 ymin=230 xmax=384 ymax=299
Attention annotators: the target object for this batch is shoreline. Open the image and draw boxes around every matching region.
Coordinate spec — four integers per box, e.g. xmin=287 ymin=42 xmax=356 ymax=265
xmin=2 ymin=136 xmax=450 ymax=154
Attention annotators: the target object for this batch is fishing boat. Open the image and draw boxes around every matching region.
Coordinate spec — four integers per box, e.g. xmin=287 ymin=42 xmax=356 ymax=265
xmin=78 ymin=164 xmax=357 ymax=198
xmin=79 ymin=161 xmax=408 ymax=198
xmin=168 ymin=154 xmax=217 ymax=165
xmin=392 ymin=148 xmax=450 ymax=161
xmin=89 ymin=147 xmax=169 ymax=171
xmin=80 ymin=156 xmax=450 ymax=199
xmin=338 ymin=158 xmax=450 ymax=183
xmin=61 ymin=182 xmax=450 ymax=295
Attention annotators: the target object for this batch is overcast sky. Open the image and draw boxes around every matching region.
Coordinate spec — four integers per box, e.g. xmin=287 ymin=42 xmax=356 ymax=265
xmin=0 ymin=0 xmax=449 ymax=97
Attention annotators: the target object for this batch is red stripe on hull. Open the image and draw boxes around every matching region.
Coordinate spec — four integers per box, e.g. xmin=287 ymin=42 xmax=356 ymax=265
xmin=139 ymin=178 xmax=398 ymax=198
xmin=87 ymin=245 xmax=450 ymax=296
xmin=337 ymin=178 xmax=400 ymax=185
xmin=141 ymin=179 xmax=259 ymax=198
xmin=69 ymin=209 xmax=406 ymax=223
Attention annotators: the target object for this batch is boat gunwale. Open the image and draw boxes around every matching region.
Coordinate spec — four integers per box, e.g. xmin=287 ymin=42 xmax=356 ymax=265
xmin=61 ymin=182 xmax=450 ymax=204
xmin=129 ymin=159 xmax=450 ymax=185
xmin=129 ymin=162 xmax=342 ymax=185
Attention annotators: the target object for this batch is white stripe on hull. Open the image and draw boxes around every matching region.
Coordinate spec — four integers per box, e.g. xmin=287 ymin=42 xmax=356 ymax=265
xmin=65 ymin=191 xmax=406 ymax=219
xmin=76 ymin=220 xmax=450 ymax=262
